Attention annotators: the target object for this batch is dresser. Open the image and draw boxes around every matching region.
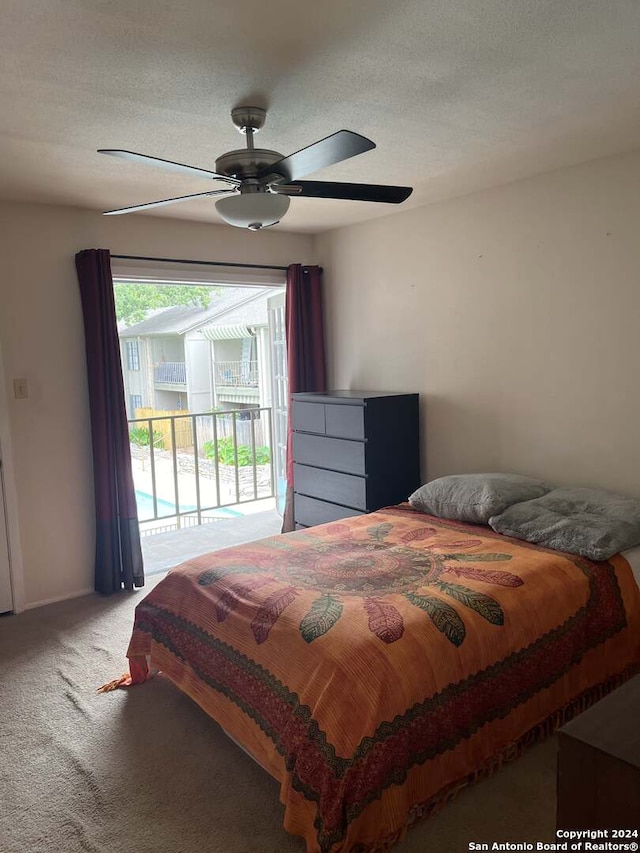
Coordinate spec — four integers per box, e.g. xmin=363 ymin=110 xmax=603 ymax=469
xmin=291 ymin=390 xmax=420 ymax=529
xmin=556 ymin=675 xmax=640 ymax=830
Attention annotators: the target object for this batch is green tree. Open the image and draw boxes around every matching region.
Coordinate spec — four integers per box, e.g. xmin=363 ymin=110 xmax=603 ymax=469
xmin=114 ymin=282 xmax=217 ymax=326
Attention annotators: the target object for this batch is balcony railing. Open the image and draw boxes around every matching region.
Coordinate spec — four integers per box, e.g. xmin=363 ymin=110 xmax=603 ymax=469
xmin=154 ymin=362 xmax=187 ymax=385
xmin=215 ymin=360 xmax=258 ymax=388
xmin=128 ymin=407 xmax=274 ymax=534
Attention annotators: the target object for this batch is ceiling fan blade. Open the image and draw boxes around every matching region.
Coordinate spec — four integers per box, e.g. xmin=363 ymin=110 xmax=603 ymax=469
xmin=102 ymin=189 xmax=234 ymax=216
xmin=98 ymin=149 xmax=239 ymax=185
xmin=272 ymin=180 xmax=413 ymax=204
xmin=257 ymin=130 xmax=375 ymax=183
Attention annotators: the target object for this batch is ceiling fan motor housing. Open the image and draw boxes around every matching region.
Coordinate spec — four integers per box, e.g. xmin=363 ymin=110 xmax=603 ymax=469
xmin=215 ymin=148 xmax=284 ymax=182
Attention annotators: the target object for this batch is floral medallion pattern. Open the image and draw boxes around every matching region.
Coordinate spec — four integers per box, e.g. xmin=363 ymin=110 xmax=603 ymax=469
xmin=198 ymin=518 xmax=524 ymax=647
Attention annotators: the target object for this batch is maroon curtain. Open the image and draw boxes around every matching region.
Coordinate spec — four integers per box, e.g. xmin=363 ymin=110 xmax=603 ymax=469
xmin=282 ymin=264 xmax=327 ymax=532
xmin=75 ymin=249 xmax=144 ymax=594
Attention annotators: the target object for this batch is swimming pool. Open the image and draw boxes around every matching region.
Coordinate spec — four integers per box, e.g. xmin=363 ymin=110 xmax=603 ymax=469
xmin=135 ymin=490 xmax=242 ymax=521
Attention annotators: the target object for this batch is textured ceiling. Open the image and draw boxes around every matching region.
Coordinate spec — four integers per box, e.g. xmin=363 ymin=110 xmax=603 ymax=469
xmin=2 ymin=0 xmax=640 ymax=233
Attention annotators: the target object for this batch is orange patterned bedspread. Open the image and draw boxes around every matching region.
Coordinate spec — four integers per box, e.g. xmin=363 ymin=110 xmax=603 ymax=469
xmin=125 ymin=505 xmax=640 ymax=852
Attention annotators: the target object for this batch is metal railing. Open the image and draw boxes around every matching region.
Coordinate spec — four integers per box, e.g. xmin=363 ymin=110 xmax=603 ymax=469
xmin=154 ymin=362 xmax=187 ymax=384
xmin=215 ymin=360 xmax=258 ymax=388
xmin=128 ymin=406 xmax=274 ymax=531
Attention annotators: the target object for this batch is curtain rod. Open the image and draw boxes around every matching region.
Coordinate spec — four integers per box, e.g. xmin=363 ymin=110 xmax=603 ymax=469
xmin=111 ymin=254 xmax=290 ymax=272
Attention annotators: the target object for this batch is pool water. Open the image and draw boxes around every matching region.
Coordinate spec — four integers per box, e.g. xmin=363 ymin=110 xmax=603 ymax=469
xmin=135 ymin=490 xmax=242 ymax=521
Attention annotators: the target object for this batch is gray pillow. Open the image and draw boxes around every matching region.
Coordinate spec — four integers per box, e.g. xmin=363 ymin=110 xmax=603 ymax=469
xmin=408 ymin=473 xmax=550 ymax=524
xmin=488 ymin=487 xmax=640 ymax=560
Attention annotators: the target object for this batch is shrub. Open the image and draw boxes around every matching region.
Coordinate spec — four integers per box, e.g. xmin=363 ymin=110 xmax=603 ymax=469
xmin=202 ymin=436 xmax=271 ymax=467
xmin=129 ymin=426 xmax=164 ymax=449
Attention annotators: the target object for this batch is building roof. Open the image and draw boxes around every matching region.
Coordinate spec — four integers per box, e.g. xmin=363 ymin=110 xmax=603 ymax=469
xmin=200 ymin=290 xmax=273 ymax=330
xmin=118 ymin=286 xmax=273 ymax=337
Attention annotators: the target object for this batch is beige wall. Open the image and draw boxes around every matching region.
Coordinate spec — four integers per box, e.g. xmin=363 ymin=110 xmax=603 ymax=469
xmin=0 ymin=202 xmax=313 ymax=607
xmin=4 ymin=147 xmax=640 ymax=609
xmin=316 ymin=149 xmax=640 ymax=498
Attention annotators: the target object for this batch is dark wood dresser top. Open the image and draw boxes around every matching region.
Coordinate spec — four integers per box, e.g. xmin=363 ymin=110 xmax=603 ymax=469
xmin=559 ymin=674 xmax=640 ymax=769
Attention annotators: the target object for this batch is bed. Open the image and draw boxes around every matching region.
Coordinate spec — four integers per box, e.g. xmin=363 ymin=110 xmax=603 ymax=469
xmin=114 ymin=504 xmax=640 ymax=852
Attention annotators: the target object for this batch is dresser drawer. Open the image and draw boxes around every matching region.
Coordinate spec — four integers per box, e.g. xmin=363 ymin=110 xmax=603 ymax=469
xmin=292 ymin=401 xmax=325 ymax=434
xmin=293 ymin=433 xmax=366 ymax=475
xmin=294 ymin=494 xmax=364 ymax=527
xmin=324 ymin=404 xmax=365 ymax=439
xmin=293 ymin=463 xmax=367 ymax=510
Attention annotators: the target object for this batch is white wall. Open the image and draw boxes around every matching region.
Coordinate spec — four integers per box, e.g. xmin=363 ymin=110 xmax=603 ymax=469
xmin=316 ymin=149 xmax=640 ymax=498
xmin=0 ymin=202 xmax=313 ymax=608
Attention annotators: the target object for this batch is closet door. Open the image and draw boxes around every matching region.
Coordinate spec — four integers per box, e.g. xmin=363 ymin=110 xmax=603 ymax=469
xmin=0 ymin=460 xmax=13 ymax=613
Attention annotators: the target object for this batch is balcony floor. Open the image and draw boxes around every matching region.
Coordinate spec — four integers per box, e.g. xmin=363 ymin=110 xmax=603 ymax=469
xmin=141 ymin=508 xmax=282 ymax=575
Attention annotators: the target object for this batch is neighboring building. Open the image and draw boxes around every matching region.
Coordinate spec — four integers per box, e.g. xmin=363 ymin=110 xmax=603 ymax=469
xmin=118 ymin=286 xmax=280 ymax=419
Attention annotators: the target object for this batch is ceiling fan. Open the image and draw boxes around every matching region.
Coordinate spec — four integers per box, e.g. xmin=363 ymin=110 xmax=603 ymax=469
xmin=99 ymin=107 xmax=413 ymax=230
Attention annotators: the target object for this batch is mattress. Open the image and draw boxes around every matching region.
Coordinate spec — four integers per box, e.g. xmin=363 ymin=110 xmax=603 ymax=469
xmin=622 ymin=545 xmax=640 ymax=588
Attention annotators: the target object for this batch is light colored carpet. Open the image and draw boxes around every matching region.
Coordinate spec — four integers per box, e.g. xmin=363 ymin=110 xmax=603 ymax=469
xmin=0 ymin=577 xmax=558 ymax=853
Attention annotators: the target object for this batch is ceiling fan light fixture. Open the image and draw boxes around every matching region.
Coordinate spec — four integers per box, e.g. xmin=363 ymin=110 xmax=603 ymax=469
xmin=215 ymin=192 xmax=290 ymax=230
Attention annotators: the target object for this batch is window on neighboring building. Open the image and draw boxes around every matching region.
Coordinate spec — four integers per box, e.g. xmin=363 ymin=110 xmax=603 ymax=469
xmin=130 ymin=394 xmax=143 ymax=413
xmin=126 ymin=340 xmax=140 ymax=371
